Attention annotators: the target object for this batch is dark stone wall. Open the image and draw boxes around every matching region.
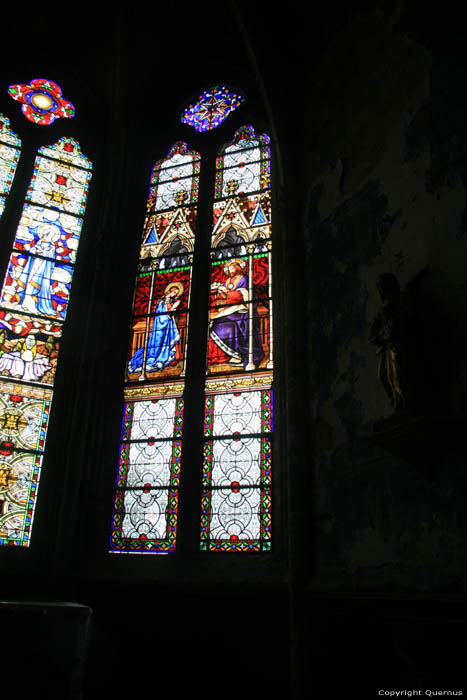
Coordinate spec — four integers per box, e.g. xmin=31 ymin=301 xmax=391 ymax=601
xmin=302 ymin=6 xmax=467 ymax=591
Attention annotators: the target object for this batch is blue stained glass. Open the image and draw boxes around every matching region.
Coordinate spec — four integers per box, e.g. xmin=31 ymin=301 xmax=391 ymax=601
xmin=0 ymin=114 xmax=21 ymax=219
xmin=181 ymin=85 xmax=245 ymax=132
xmin=145 ymin=228 xmax=157 ymax=244
xmin=0 ymin=137 xmax=91 ymax=548
xmin=253 ymin=206 xmax=267 ymax=225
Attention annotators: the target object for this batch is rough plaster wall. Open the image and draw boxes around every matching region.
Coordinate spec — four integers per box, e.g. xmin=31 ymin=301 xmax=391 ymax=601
xmin=303 ymin=10 xmax=467 ymax=590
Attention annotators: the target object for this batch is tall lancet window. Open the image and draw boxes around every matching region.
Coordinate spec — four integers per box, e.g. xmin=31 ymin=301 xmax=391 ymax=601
xmin=109 ymin=120 xmax=274 ymax=556
xmin=0 ymin=114 xmax=21 ymax=219
xmin=201 ymin=126 xmax=273 ymax=552
xmin=110 ymin=142 xmax=201 ymax=554
xmin=0 ymin=137 xmax=92 ymax=547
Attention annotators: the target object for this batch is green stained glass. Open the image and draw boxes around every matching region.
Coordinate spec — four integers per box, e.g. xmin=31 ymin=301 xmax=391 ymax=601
xmin=215 ymin=126 xmax=270 ymax=199
xmin=181 ymin=85 xmax=245 ymax=132
xmin=0 ymin=138 xmax=92 ymax=548
xmin=8 ymin=78 xmax=75 ymax=126
xmin=0 ymin=379 xmax=51 ymax=546
xmin=110 ymin=143 xmax=201 ymax=554
xmin=202 ymin=126 xmax=274 ymax=552
xmin=0 ymin=114 xmax=21 ymax=219
xmin=27 ymin=138 xmax=91 ymax=218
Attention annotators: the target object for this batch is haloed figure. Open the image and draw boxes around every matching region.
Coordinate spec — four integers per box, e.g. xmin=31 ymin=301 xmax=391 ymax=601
xmin=0 ymin=332 xmax=52 ymax=382
xmin=208 ymin=259 xmax=263 ymax=368
xmin=129 ymin=282 xmax=183 ymax=373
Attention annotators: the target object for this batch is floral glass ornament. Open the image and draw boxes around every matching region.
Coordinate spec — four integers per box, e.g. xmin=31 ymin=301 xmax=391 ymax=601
xmin=8 ymin=79 xmax=75 ymax=126
xmin=181 ymin=85 xmax=244 ymax=132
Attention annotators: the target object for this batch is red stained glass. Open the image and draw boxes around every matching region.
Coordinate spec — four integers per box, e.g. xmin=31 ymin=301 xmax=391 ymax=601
xmin=8 ymin=78 xmax=75 ymax=126
xmin=201 ymin=127 xmax=273 ymax=553
xmin=181 ymin=85 xmax=245 ymax=132
xmin=0 ymin=441 xmax=14 ymax=456
xmin=111 ymin=142 xmax=200 ymax=555
xmin=0 ymin=113 xmax=21 ymax=219
xmin=0 ymin=136 xmax=91 ymax=548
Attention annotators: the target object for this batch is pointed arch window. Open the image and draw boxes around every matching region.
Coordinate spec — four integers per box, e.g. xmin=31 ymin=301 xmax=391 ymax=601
xmin=0 ymin=137 xmax=92 ymax=547
xmin=110 ymin=142 xmax=200 ymax=554
xmin=110 ymin=124 xmax=273 ymax=555
xmin=202 ymin=125 xmax=273 ymax=552
xmin=0 ymin=114 xmax=21 ymax=219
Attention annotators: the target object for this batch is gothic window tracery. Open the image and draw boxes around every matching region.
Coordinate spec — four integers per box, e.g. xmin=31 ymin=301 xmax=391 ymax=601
xmin=110 ymin=125 xmax=273 ymax=554
xmin=0 ymin=114 xmax=21 ymax=219
xmin=202 ymin=125 xmax=273 ymax=551
xmin=110 ymin=142 xmax=200 ymax=554
xmin=0 ymin=136 xmax=92 ymax=546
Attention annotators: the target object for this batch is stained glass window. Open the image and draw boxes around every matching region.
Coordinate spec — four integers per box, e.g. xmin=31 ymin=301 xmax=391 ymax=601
xmin=201 ymin=125 xmax=273 ymax=551
xmin=0 ymin=137 xmax=92 ymax=547
xmin=181 ymin=85 xmax=245 ymax=132
xmin=110 ymin=142 xmax=200 ymax=554
xmin=8 ymin=79 xmax=75 ymax=126
xmin=0 ymin=114 xmax=21 ymax=219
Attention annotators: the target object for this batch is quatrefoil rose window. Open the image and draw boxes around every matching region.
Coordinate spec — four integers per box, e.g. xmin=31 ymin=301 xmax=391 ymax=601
xmin=8 ymin=78 xmax=75 ymax=125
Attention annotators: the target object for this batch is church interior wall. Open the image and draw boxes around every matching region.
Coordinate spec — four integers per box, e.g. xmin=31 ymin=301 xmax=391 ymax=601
xmin=1 ymin=3 xmax=467 ymax=697
xmin=301 ymin=5 xmax=467 ymax=593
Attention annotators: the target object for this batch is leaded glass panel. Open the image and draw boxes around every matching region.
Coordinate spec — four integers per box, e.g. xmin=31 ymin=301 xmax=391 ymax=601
xmin=215 ymin=126 xmax=270 ymax=199
xmin=0 ymin=137 xmax=91 ymax=547
xmin=205 ymin=391 xmax=263 ymax=436
xmin=38 ymin=139 xmax=91 ymax=168
xmin=148 ymin=142 xmax=200 ymax=213
xmin=0 ymin=382 xmax=50 ymax=451
xmin=112 ymin=488 xmax=178 ymax=553
xmin=123 ymin=398 xmax=178 ymax=441
xmin=121 ymin=488 xmax=171 ymax=539
xmin=26 ymin=155 xmax=91 ymax=217
xmin=206 ymin=487 xmax=262 ymax=538
xmin=14 ymin=206 xmax=82 ymax=264
xmin=110 ymin=142 xmax=200 ymax=554
xmin=0 ymin=114 xmax=21 ymax=219
xmin=2 ymin=253 xmax=73 ymax=321
xmin=8 ymin=78 xmax=75 ymax=126
xmin=0 ymin=451 xmax=43 ymax=546
xmin=207 ymin=437 xmax=264 ymax=486
xmin=0 ymin=311 xmax=60 ymax=385
xmin=110 ymin=395 xmax=182 ymax=554
xmin=201 ymin=126 xmax=273 ymax=552
xmin=180 ymin=85 xmax=245 ymax=132
xmin=124 ymin=440 xmax=175 ymax=488
xmin=200 ymin=486 xmax=271 ymax=552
